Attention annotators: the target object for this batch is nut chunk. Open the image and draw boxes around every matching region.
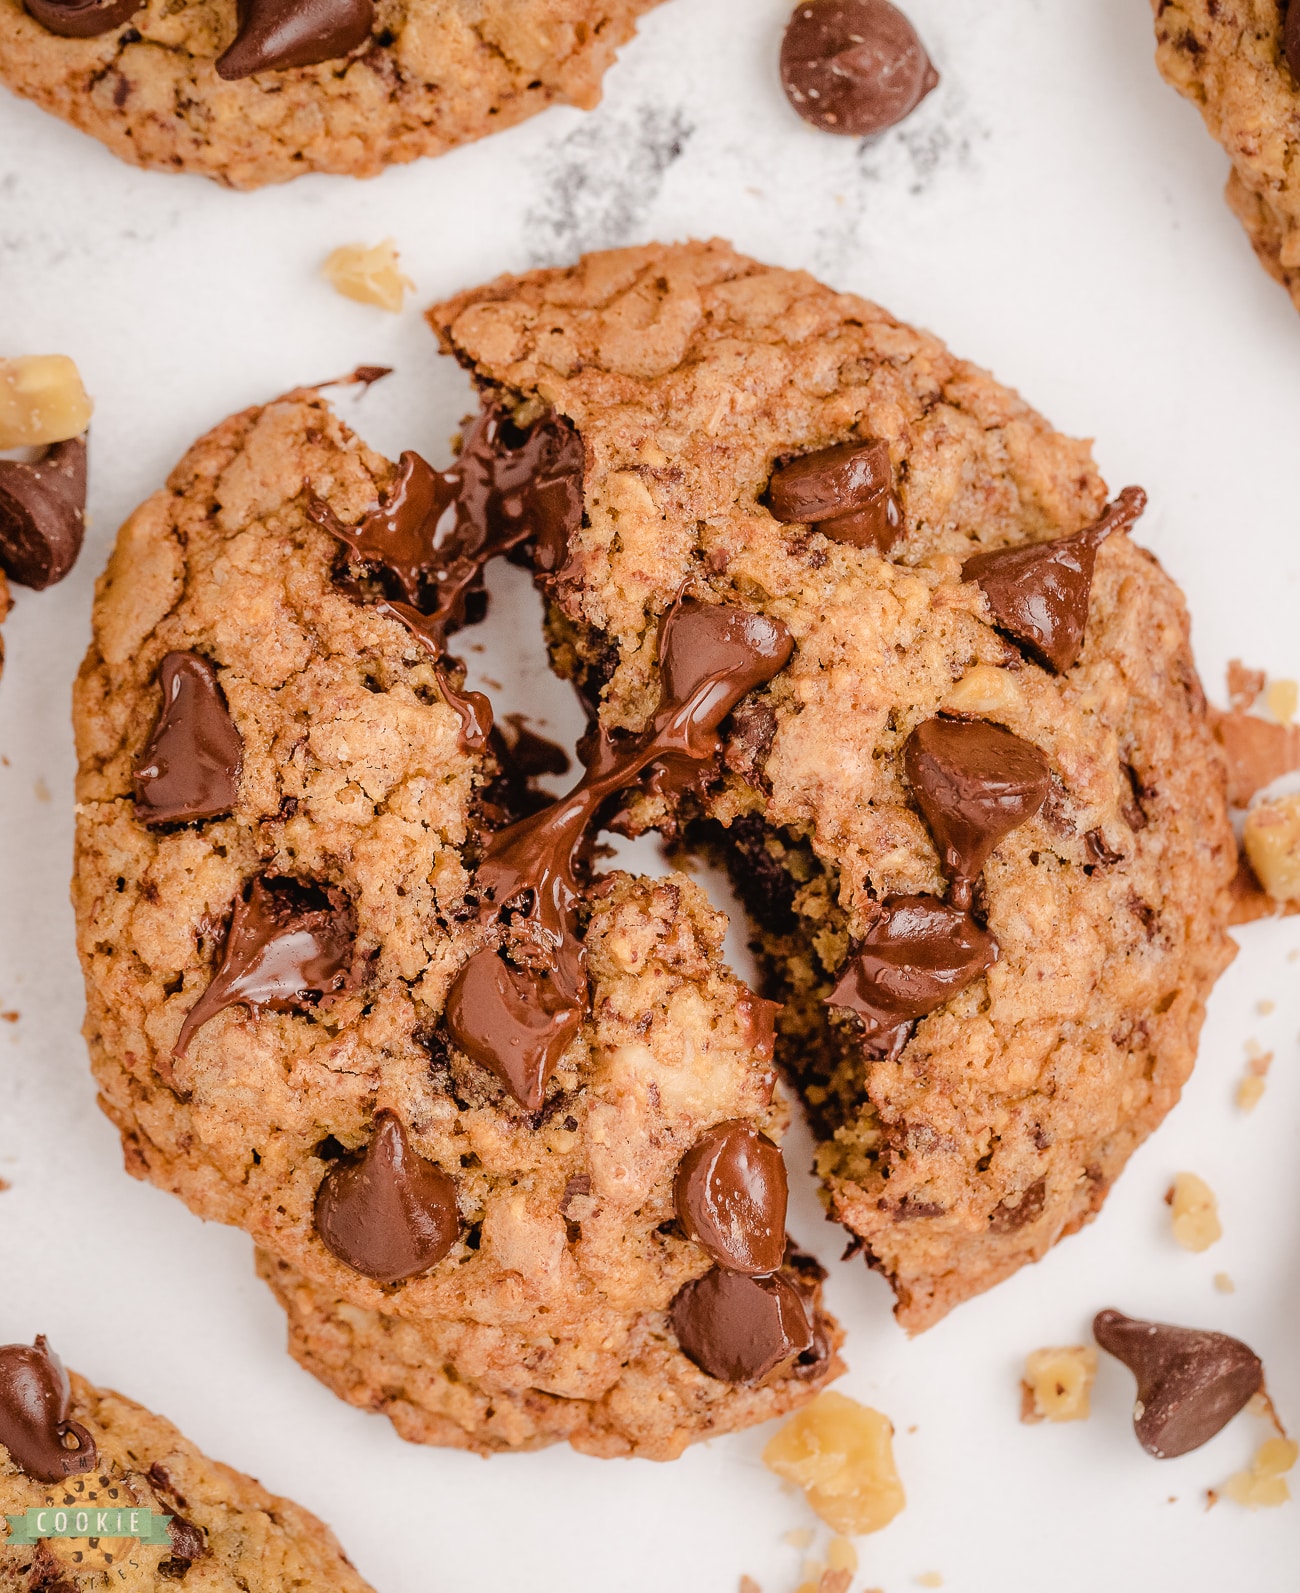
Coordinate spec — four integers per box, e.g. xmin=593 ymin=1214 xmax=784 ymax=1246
xmin=1020 ymin=1345 xmax=1097 ymax=1423
xmin=1223 ymin=1438 xmax=1299 ymax=1510
xmin=0 ymin=355 xmax=92 ymax=448
xmin=322 ymin=240 xmax=413 ymax=313
xmin=1168 ymin=1172 xmax=1222 ymax=1253
xmin=763 ymin=1391 xmax=905 ymax=1535
xmin=1243 ymin=793 xmax=1300 ymax=904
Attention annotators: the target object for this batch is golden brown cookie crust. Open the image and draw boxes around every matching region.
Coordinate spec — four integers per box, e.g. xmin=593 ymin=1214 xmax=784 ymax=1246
xmin=0 ymin=0 xmax=660 ymax=189
xmin=430 ymin=239 xmax=1237 ymax=1332
xmin=1153 ymin=0 xmax=1300 ymax=310
xmin=0 ymin=1369 xmax=372 ymax=1593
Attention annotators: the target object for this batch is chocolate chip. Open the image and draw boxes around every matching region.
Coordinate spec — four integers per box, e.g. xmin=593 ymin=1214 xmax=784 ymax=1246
xmin=904 ymin=717 xmax=1050 ymax=905
xmin=827 ymin=894 xmax=997 ymax=1058
xmin=1083 ymin=829 xmax=1122 ymax=867
xmin=314 ymin=1111 xmax=460 ymax=1283
xmin=962 ymin=487 xmax=1146 ymax=674
xmin=0 ymin=1337 xmax=97 ymax=1482
xmin=444 ymin=947 xmax=582 ymax=1113
xmin=173 ymin=875 xmax=354 ymax=1056
xmin=988 ymin=1177 xmax=1047 ymax=1234
xmin=22 ymin=0 xmax=140 ymax=38
xmin=164 ymin=1515 xmax=206 ymax=1564
xmin=133 ymin=653 xmax=244 ymax=826
xmin=671 ymin=1267 xmax=813 ymax=1384
xmin=1093 ymin=1309 xmax=1263 ymax=1458
xmin=215 ymin=0 xmax=374 ymax=79
xmin=674 ymin=1120 xmax=789 ymax=1276
xmin=780 ymin=0 xmax=939 ymax=136
xmin=0 ymin=434 xmax=86 ymax=590
xmin=1286 ymin=2 xmax=1300 ymax=78
xmin=767 ymin=438 xmax=903 ymax=554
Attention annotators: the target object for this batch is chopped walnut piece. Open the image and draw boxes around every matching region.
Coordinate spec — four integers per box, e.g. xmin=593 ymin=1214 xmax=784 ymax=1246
xmin=0 ymin=355 xmax=93 ymax=448
xmin=1214 ymin=1273 xmax=1236 ymax=1294
xmin=1020 ymin=1345 xmax=1097 ymax=1422
xmin=1222 ymin=1438 xmax=1298 ymax=1510
xmin=826 ymin=1538 xmax=858 ymax=1574
xmin=1237 ymin=1074 xmax=1267 ymax=1112
xmin=1244 ymin=793 xmax=1300 ymax=903
xmin=321 ymin=239 xmax=414 ymax=313
xmin=1265 ymin=680 xmax=1298 ymax=727
xmin=1211 ymin=709 xmax=1300 ymax=807
xmin=763 ymin=1392 xmax=906 ymax=1536
xmin=1169 ymin=1171 xmax=1222 ymax=1252
xmin=942 ymin=664 xmax=1023 ymax=718
xmin=782 ymin=1529 xmax=815 ymax=1550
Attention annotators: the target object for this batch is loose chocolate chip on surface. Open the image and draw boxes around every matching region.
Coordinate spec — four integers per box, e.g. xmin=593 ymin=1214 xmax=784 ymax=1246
xmin=827 ymin=895 xmax=997 ymax=1058
xmin=1093 ymin=1308 xmax=1263 ymax=1459
xmin=0 ymin=434 xmax=86 ymax=589
xmin=767 ymin=437 xmax=903 ymax=553
xmin=962 ymin=487 xmax=1146 ymax=674
xmin=22 ymin=0 xmax=140 ymax=37
xmin=780 ymin=0 xmax=939 ymax=136
xmin=671 ymin=1266 xmax=814 ymax=1384
xmin=215 ymin=0 xmax=375 ymax=79
xmin=0 ymin=1337 xmax=97 ymax=1482
xmin=134 ymin=653 xmax=243 ymax=826
xmin=904 ymin=717 xmax=1051 ymax=905
xmin=315 ymin=1111 xmax=460 ymax=1283
xmin=675 ymin=1120 xmax=789 ymax=1276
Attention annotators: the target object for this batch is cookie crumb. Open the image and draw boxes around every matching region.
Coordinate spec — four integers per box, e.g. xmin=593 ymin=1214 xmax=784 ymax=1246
xmin=782 ymin=1529 xmax=815 ymax=1549
xmin=1221 ymin=1437 xmax=1299 ymax=1510
xmin=1169 ymin=1172 xmax=1222 ymax=1252
xmin=33 ymin=777 xmax=49 ymax=802
xmin=1244 ymin=793 xmax=1300 ymax=903
xmin=0 ymin=355 xmax=93 ymax=448
xmin=322 ymin=240 xmax=414 ymax=313
xmin=739 ymin=1578 xmax=762 ymax=1593
xmin=1237 ymin=1074 xmax=1267 ymax=1112
xmin=1265 ymin=679 xmax=1298 ymax=726
xmin=764 ymin=1392 xmax=906 ymax=1535
xmin=1020 ymin=1345 xmax=1097 ymax=1422
xmin=1214 ymin=1272 xmax=1236 ymax=1294
xmin=0 ymin=1177 xmax=10 ymax=1192
xmin=1257 ymin=998 xmax=1276 ymax=1015
xmin=1227 ymin=660 xmax=1265 ymax=712
xmin=0 ymin=1010 xmax=17 ymax=1023
xmin=826 ymin=1538 xmax=858 ymax=1574
xmin=916 ymin=1575 xmax=944 ymax=1588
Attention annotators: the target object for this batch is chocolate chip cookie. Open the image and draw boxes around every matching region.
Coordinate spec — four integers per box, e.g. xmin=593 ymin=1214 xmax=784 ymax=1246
xmin=429 ymin=238 xmax=1237 ymax=1333
xmin=0 ymin=0 xmax=661 ymax=188
xmin=72 ymin=384 xmax=841 ymax=1458
xmin=0 ymin=1336 xmax=372 ymax=1591
xmin=1153 ymin=0 xmax=1300 ymax=310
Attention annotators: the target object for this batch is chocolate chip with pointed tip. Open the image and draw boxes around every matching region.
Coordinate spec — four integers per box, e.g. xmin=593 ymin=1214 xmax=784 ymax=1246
xmin=444 ymin=946 xmax=583 ymax=1112
xmin=962 ymin=487 xmax=1147 ymax=674
xmin=314 ymin=1111 xmax=460 ymax=1283
xmin=766 ymin=438 xmax=903 ymax=553
xmin=1093 ymin=1308 xmax=1263 ymax=1458
xmin=22 ymin=0 xmax=140 ymax=37
xmin=215 ymin=0 xmax=374 ymax=80
xmin=0 ymin=434 xmax=86 ymax=590
xmin=781 ymin=0 xmax=939 ymax=136
xmin=0 ymin=1336 xmax=97 ymax=1482
xmin=671 ymin=1266 xmax=813 ymax=1384
xmin=674 ymin=1120 xmax=789 ymax=1276
xmin=904 ymin=717 xmax=1050 ymax=903
xmin=134 ymin=653 xmax=244 ymax=826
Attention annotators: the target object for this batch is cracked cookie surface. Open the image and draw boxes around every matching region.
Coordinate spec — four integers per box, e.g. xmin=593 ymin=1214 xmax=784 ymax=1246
xmin=0 ymin=0 xmax=660 ymax=188
xmin=430 ymin=238 xmax=1237 ymax=1332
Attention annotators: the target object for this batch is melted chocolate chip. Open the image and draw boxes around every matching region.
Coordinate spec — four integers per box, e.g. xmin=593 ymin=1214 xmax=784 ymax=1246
xmin=671 ymin=1266 xmax=814 ymax=1384
xmin=173 ymin=875 xmax=354 ymax=1056
xmin=780 ymin=0 xmax=939 ymax=136
xmin=675 ymin=1120 xmax=789 ymax=1275
xmin=0 ymin=434 xmax=86 ymax=590
xmin=1093 ymin=1309 xmax=1263 ymax=1459
xmin=22 ymin=0 xmax=140 ymax=37
xmin=0 ymin=1337 xmax=97 ymax=1482
xmin=215 ymin=0 xmax=374 ymax=79
xmin=827 ymin=895 xmax=997 ymax=1058
xmin=444 ymin=947 xmax=583 ymax=1113
xmin=962 ymin=487 xmax=1146 ymax=674
xmin=766 ymin=438 xmax=903 ymax=554
xmin=314 ymin=1111 xmax=459 ymax=1283
xmin=904 ymin=717 xmax=1050 ymax=906
xmin=133 ymin=653 xmax=243 ymax=826
xmin=1287 ymin=3 xmax=1300 ymax=79
xmin=165 ymin=1516 xmax=206 ymax=1564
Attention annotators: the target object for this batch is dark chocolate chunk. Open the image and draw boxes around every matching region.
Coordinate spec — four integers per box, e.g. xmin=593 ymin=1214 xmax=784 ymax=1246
xmin=444 ymin=946 xmax=582 ymax=1113
xmin=173 ymin=875 xmax=354 ymax=1056
xmin=962 ymin=487 xmax=1146 ymax=674
xmin=22 ymin=0 xmax=140 ymax=37
xmin=988 ymin=1176 xmax=1046 ymax=1234
xmin=0 ymin=1337 xmax=97 ymax=1482
xmin=1286 ymin=3 xmax=1300 ymax=79
xmin=134 ymin=653 xmax=243 ymax=826
xmin=904 ymin=717 xmax=1050 ymax=905
xmin=767 ymin=438 xmax=903 ymax=554
xmin=827 ymin=894 xmax=997 ymax=1058
xmin=671 ymin=1267 xmax=813 ymax=1384
xmin=164 ymin=1516 xmax=207 ymax=1564
xmin=314 ymin=1111 xmax=460 ymax=1283
xmin=0 ymin=434 xmax=86 ymax=590
xmin=674 ymin=1120 xmax=789 ymax=1276
xmin=215 ymin=0 xmax=374 ymax=79
xmin=780 ymin=0 xmax=939 ymax=136
xmin=1093 ymin=1308 xmax=1264 ymax=1459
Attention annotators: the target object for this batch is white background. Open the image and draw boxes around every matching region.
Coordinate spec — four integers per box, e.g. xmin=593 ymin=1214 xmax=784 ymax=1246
xmin=1 ymin=1 xmax=1298 ymax=1589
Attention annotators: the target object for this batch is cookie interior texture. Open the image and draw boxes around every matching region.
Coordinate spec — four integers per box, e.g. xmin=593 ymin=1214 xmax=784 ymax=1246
xmin=429 ymin=238 xmax=1237 ymax=1332
xmin=72 ymin=387 xmax=841 ymax=1460
xmin=0 ymin=1367 xmax=372 ymax=1592
xmin=1153 ymin=0 xmax=1300 ymax=310
xmin=0 ymin=0 xmax=661 ymax=188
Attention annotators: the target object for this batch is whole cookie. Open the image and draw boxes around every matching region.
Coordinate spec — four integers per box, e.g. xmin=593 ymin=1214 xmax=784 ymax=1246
xmin=72 ymin=386 xmax=841 ymax=1458
xmin=0 ymin=0 xmax=661 ymax=188
xmin=430 ymin=239 xmax=1236 ymax=1332
xmin=1153 ymin=0 xmax=1300 ymax=311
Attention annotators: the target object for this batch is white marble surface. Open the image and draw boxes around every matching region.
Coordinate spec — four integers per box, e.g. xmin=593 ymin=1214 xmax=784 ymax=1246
xmin=1 ymin=1 xmax=1298 ymax=1589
